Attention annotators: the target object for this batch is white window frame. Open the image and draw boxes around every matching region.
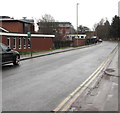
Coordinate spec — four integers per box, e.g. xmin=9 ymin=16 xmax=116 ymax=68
xmin=23 ymin=38 xmax=26 ymax=49
xmin=7 ymin=37 xmax=10 ymax=48
xmin=13 ymin=38 xmax=16 ymax=49
xmin=19 ymin=38 xmax=22 ymax=49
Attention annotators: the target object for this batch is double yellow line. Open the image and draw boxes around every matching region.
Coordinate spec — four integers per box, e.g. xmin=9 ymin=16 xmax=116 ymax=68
xmin=53 ymin=45 xmax=118 ymax=112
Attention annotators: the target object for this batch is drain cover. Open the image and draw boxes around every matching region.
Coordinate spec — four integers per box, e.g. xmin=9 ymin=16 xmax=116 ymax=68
xmin=105 ymin=68 xmax=115 ymax=72
xmin=104 ymin=68 xmax=116 ymax=76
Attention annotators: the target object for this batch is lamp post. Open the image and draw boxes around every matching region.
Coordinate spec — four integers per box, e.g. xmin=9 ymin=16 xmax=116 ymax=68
xmin=76 ymin=3 xmax=79 ymax=46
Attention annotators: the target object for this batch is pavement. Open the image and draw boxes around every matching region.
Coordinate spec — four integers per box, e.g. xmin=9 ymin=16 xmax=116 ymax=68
xmin=68 ymin=46 xmax=119 ymax=112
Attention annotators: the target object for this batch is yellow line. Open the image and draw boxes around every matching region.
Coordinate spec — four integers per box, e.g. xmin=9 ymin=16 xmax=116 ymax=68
xmin=54 ymin=60 xmax=106 ymax=112
xmin=61 ymin=47 xmax=117 ymax=111
xmin=53 ymin=45 xmax=117 ymax=112
xmin=61 ymin=58 xmax=109 ymax=111
xmin=61 ymin=56 xmax=115 ymax=111
xmin=54 ymin=56 xmax=109 ymax=111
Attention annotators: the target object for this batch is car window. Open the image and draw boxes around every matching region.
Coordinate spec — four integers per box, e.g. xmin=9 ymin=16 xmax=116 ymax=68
xmin=0 ymin=43 xmax=8 ymax=51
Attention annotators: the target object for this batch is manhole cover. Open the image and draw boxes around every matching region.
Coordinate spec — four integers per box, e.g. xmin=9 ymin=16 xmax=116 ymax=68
xmin=105 ymin=68 xmax=115 ymax=72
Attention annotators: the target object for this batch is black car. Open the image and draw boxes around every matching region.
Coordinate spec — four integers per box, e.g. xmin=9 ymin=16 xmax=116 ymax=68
xmin=0 ymin=43 xmax=20 ymax=65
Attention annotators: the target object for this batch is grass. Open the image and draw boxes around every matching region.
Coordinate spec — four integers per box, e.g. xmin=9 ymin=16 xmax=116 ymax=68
xmin=19 ymin=47 xmax=71 ymax=55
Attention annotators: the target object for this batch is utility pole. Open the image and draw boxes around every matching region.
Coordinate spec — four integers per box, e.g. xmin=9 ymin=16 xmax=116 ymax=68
xmin=76 ymin=3 xmax=79 ymax=46
xmin=118 ymin=1 xmax=120 ymax=17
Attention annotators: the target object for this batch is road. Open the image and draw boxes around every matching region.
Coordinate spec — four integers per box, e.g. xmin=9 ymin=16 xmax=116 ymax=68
xmin=2 ymin=41 xmax=117 ymax=111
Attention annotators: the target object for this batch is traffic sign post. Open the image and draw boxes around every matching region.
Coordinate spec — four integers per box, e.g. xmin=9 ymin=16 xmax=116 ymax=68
xmin=27 ymin=32 xmax=32 ymax=57
xmin=27 ymin=32 xmax=31 ymax=38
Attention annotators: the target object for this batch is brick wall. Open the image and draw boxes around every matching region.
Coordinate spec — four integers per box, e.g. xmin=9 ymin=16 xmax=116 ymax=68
xmin=32 ymin=37 xmax=53 ymax=51
xmin=0 ymin=21 xmax=34 ymax=33
xmin=73 ymin=38 xmax=85 ymax=47
xmin=1 ymin=22 xmax=23 ymax=33
xmin=2 ymin=35 xmax=53 ymax=52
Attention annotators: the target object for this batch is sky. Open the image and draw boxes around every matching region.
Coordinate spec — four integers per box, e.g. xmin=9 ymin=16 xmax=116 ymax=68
xmin=0 ymin=0 xmax=119 ymax=31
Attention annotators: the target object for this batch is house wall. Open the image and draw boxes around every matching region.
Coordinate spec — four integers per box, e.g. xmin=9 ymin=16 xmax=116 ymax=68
xmin=73 ymin=38 xmax=86 ymax=47
xmin=58 ymin=27 xmax=71 ymax=38
xmin=2 ymin=35 xmax=53 ymax=52
xmin=32 ymin=37 xmax=53 ymax=51
xmin=0 ymin=21 xmax=34 ymax=33
xmin=1 ymin=22 xmax=23 ymax=33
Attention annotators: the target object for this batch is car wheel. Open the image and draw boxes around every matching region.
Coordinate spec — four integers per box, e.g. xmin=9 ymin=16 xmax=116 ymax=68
xmin=13 ymin=55 xmax=20 ymax=65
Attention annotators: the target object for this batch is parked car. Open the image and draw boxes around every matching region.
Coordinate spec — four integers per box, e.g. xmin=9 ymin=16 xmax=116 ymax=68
xmin=98 ymin=39 xmax=102 ymax=42
xmin=0 ymin=43 xmax=20 ymax=65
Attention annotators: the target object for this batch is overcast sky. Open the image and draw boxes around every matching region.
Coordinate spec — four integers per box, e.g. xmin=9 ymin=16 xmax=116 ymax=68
xmin=0 ymin=0 xmax=119 ymax=30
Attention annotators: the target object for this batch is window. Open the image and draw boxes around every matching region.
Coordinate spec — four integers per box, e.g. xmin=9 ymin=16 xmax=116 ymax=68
xmin=24 ymin=23 xmax=28 ymax=33
xmin=59 ymin=30 xmax=63 ymax=34
xmin=7 ymin=38 xmax=10 ymax=48
xmin=81 ymin=36 xmax=84 ymax=39
xmin=19 ymin=38 xmax=22 ymax=49
xmin=28 ymin=38 xmax=31 ymax=48
xmin=66 ymin=30 xmax=70 ymax=34
xmin=1 ymin=43 xmax=8 ymax=51
xmin=24 ymin=38 xmax=26 ymax=49
xmin=13 ymin=38 xmax=16 ymax=49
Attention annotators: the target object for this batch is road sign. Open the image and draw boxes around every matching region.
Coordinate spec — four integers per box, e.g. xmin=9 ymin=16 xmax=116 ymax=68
xmin=27 ymin=32 xmax=31 ymax=38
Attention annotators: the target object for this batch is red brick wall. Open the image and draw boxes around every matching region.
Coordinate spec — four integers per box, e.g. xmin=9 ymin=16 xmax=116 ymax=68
xmin=2 ymin=36 xmax=7 ymax=45
xmin=1 ymin=22 xmax=23 ymax=33
xmin=32 ymin=37 xmax=53 ymax=51
xmin=58 ymin=27 xmax=71 ymax=38
xmin=0 ymin=22 xmax=34 ymax=33
xmin=2 ymin=36 xmax=53 ymax=52
xmin=73 ymin=38 xmax=85 ymax=47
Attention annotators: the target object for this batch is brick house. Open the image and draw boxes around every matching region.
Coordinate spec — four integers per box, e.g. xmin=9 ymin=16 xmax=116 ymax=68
xmin=1 ymin=32 xmax=54 ymax=51
xmin=0 ymin=18 xmax=34 ymax=33
xmin=37 ymin=21 xmax=75 ymax=38
xmin=56 ymin=22 xmax=74 ymax=38
xmin=66 ymin=34 xmax=86 ymax=46
xmin=0 ymin=17 xmax=55 ymax=51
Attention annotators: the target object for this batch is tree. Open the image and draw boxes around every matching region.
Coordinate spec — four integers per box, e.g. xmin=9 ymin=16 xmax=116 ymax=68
xmin=110 ymin=15 xmax=120 ymax=40
xmin=95 ymin=19 xmax=105 ymax=39
xmin=39 ymin=14 xmax=55 ymax=22
xmin=37 ymin=14 xmax=57 ymax=34
xmin=103 ymin=20 xmax=111 ymax=40
xmin=95 ymin=19 xmax=111 ymax=40
xmin=94 ymin=16 xmax=120 ymax=40
xmin=78 ymin=25 xmax=90 ymax=34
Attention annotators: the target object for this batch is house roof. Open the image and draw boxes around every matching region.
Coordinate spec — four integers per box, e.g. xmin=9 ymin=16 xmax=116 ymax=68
xmin=0 ymin=18 xmax=34 ymax=24
xmin=0 ymin=32 xmax=55 ymax=38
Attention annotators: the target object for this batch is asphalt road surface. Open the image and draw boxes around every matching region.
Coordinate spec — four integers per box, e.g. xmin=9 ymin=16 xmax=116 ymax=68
xmin=2 ymin=41 xmax=117 ymax=111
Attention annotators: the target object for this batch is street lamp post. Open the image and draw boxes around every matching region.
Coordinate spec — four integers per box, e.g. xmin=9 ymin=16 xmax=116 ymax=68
xmin=76 ymin=3 xmax=79 ymax=46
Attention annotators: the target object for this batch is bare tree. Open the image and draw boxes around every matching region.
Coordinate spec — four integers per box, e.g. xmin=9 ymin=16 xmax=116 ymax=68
xmin=95 ymin=19 xmax=111 ymax=40
xmin=39 ymin=14 xmax=55 ymax=22
xmin=37 ymin=14 xmax=56 ymax=34
xmin=78 ymin=25 xmax=90 ymax=34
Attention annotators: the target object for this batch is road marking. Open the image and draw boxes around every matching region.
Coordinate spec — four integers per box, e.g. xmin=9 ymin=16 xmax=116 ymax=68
xmin=53 ymin=45 xmax=118 ymax=112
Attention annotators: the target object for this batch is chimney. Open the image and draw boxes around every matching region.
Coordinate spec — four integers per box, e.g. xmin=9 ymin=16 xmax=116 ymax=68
xmin=23 ymin=17 xmax=27 ymax=20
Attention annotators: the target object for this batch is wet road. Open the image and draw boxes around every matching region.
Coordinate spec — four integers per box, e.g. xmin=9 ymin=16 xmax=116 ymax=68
xmin=2 ymin=41 xmax=117 ymax=111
